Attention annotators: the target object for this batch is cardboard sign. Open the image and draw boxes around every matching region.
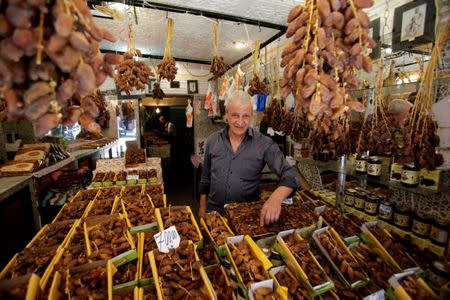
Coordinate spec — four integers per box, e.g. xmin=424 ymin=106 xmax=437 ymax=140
xmin=153 ymin=225 xmax=180 ymax=253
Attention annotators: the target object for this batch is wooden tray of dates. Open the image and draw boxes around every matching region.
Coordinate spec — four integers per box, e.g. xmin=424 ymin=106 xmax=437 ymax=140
xmin=320 ymin=208 xmax=360 ymax=244
xmin=71 ymin=189 xmax=99 ymax=203
xmin=121 ymin=194 xmax=157 ymax=230
xmin=83 ymin=214 xmax=136 ymax=262
xmin=148 ymin=240 xmax=216 ymax=300
xmin=224 ymin=235 xmax=272 ymax=291
xmin=388 ymin=271 xmax=438 ymax=300
xmin=95 ymin=186 xmax=123 ymax=201
xmin=157 ymin=206 xmax=203 ymax=248
xmin=48 ymin=260 xmax=113 ymax=299
xmin=312 ymin=227 xmax=369 ymax=289
xmin=200 ymin=211 xmax=234 ymax=255
xmin=0 ymin=273 xmax=40 ymax=300
xmin=361 ymin=222 xmax=419 ymax=273
xmin=136 ymin=230 xmax=159 ymax=282
xmin=26 ymin=219 xmax=78 ymax=250
xmin=87 ymin=196 xmax=119 ymax=217
xmin=52 ymin=200 xmax=92 ymax=223
xmin=121 ymin=185 xmax=144 ymax=198
xmin=125 ymin=148 xmax=147 ymax=167
xmin=248 ymin=279 xmax=288 ymax=300
xmin=224 ymin=201 xmax=318 ymax=239
xmin=204 ymin=265 xmax=234 ymax=300
xmin=270 ymin=265 xmax=313 ymax=300
xmin=274 ymin=230 xmax=333 ymax=296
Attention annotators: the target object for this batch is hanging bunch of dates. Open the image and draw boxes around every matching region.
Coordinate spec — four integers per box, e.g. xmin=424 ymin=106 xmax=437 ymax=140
xmin=281 ymin=0 xmax=375 ymax=158
xmin=0 ymin=0 xmax=123 ymax=136
xmin=348 ymin=120 xmax=362 ymax=153
xmin=152 ymin=80 xmax=165 ymax=100
xmin=290 ymin=107 xmax=311 ymax=141
xmin=248 ymin=75 xmax=267 ymax=96
xmin=267 ymin=99 xmax=284 ymax=132
xmin=397 ymin=22 xmax=448 ymax=170
xmin=114 ymin=50 xmax=154 ymax=95
xmin=157 ymin=18 xmax=177 ymax=82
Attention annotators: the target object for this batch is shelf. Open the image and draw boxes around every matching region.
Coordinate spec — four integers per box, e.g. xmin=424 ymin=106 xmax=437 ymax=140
xmin=0 ymin=176 xmax=32 ymax=202
xmin=296 ymin=157 xmax=443 ymax=196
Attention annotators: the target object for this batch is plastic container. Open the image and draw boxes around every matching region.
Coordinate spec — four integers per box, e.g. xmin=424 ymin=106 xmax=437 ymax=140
xmin=412 ymin=213 xmax=431 ymax=238
xmin=367 ymin=157 xmax=382 ymax=177
xmin=355 ymin=156 xmax=368 ymax=174
xmin=364 ymin=194 xmax=380 ymax=216
xmin=393 ymin=207 xmax=412 ymax=230
xmin=401 ymin=164 xmax=420 ymax=188
xmin=353 ymin=190 xmax=366 ymax=211
xmin=429 ymin=220 xmax=449 ymax=246
xmin=378 ymin=199 xmax=394 ymax=222
xmin=344 ymin=188 xmax=356 ymax=207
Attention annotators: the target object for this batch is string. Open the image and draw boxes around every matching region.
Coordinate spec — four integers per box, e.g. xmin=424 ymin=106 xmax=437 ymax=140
xmin=252 ymin=39 xmax=261 ymax=76
xmin=163 ymin=18 xmax=174 ymax=60
xmin=212 ymin=21 xmax=219 ymax=57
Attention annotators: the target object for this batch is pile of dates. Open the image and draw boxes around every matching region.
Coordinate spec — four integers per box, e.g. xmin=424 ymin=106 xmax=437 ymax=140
xmin=88 ymin=198 xmax=115 ymax=216
xmin=160 ymin=207 xmax=200 ymax=242
xmin=122 ymin=195 xmax=156 ymax=226
xmin=152 ymin=81 xmax=165 ymax=100
xmin=114 ymin=50 xmax=154 ymax=95
xmin=0 ymin=0 xmax=123 ymax=135
xmin=154 ymin=241 xmax=207 ymax=299
xmin=225 ymin=201 xmax=317 ymax=237
xmin=369 ymin=224 xmax=417 ymax=270
xmin=72 ymin=189 xmax=98 ymax=202
xmin=145 ymin=183 xmax=163 ymax=197
xmin=275 ymin=269 xmax=312 ymax=300
xmin=92 ymin=172 xmax=105 ymax=182
xmin=230 ymin=240 xmax=267 ymax=287
xmin=55 ymin=244 xmax=88 ymax=270
xmin=115 ymin=171 xmax=127 ymax=181
xmin=253 ymin=287 xmax=283 ymax=300
xmin=350 ymin=243 xmax=393 ymax=289
xmin=125 ymin=148 xmax=146 ymax=165
xmin=321 ymin=208 xmax=360 ymax=238
xmin=204 ymin=211 xmax=233 ymax=245
xmin=317 ymin=231 xmax=366 ymax=284
xmin=283 ymin=234 xmax=327 ymax=286
xmin=31 ymin=219 xmax=75 ymax=248
xmin=103 ymin=171 xmax=115 ymax=182
xmin=96 ymin=187 xmax=121 ymax=201
xmin=205 ymin=266 xmax=233 ymax=300
xmin=6 ymin=246 xmax=58 ymax=278
xmin=59 ymin=264 xmax=108 ymax=299
xmin=56 ymin=201 xmax=89 ymax=221
xmin=113 ymin=262 xmax=137 ymax=286
xmin=399 ymin=274 xmax=436 ymax=300
xmin=88 ymin=217 xmax=131 ymax=260
xmin=121 ymin=185 xmax=142 ymax=197
xmin=282 ymin=0 xmax=375 ymax=158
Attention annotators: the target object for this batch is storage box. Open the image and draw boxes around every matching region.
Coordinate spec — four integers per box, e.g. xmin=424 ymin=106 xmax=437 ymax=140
xmin=200 ymin=212 xmax=234 ymax=257
xmin=419 ymin=168 xmax=442 ymax=191
xmin=274 ymin=230 xmax=333 ymax=296
xmin=388 ymin=270 xmax=438 ymax=300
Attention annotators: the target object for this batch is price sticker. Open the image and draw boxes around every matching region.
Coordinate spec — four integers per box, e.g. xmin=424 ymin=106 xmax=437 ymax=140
xmin=282 ymin=198 xmax=293 ymax=205
xmin=153 ymin=225 xmax=180 ymax=253
xmin=127 ymin=174 xmax=139 ymax=181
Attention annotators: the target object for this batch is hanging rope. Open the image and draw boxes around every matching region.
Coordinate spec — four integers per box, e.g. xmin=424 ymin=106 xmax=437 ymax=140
xmin=212 ymin=21 xmax=219 ymax=57
xmin=252 ymin=39 xmax=261 ymax=76
xmin=163 ymin=18 xmax=174 ymax=60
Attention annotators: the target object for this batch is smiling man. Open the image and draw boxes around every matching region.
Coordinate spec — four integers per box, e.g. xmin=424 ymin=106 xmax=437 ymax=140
xmin=199 ymin=91 xmax=310 ymax=226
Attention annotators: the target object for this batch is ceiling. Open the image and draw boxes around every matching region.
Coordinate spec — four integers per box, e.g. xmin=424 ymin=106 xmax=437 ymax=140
xmin=88 ymin=0 xmax=295 ymax=66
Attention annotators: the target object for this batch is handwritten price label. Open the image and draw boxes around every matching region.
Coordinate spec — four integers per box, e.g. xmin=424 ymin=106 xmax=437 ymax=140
xmin=127 ymin=174 xmax=139 ymax=181
xmin=153 ymin=225 xmax=180 ymax=253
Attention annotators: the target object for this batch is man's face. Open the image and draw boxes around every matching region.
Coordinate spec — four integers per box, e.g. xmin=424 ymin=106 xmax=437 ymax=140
xmin=226 ymin=101 xmax=253 ymax=137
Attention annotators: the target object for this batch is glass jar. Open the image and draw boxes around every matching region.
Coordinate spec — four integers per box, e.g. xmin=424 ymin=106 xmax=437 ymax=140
xmin=344 ymin=188 xmax=356 ymax=207
xmin=401 ymin=164 xmax=420 ymax=187
xmin=354 ymin=190 xmax=366 ymax=211
xmin=367 ymin=156 xmax=382 ymax=177
xmin=429 ymin=220 xmax=449 ymax=246
xmin=365 ymin=194 xmax=380 ymax=216
xmin=378 ymin=199 xmax=394 ymax=222
xmin=355 ymin=156 xmax=368 ymax=174
xmin=429 ymin=260 xmax=450 ymax=293
xmin=412 ymin=213 xmax=431 ymax=238
xmin=393 ymin=207 xmax=412 ymax=230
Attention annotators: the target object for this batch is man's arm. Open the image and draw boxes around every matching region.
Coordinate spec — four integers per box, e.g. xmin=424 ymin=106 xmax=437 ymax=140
xmin=199 ymin=139 xmax=212 ymax=218
xmin=260 ymin=141 xmax=301 ymax=225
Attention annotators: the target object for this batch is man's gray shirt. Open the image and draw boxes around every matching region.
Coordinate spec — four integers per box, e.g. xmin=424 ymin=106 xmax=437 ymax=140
xmin=200 ymin=126 xmax=300 ymax=214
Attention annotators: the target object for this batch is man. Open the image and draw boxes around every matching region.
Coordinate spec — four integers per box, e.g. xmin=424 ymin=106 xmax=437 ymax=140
xmin=199 ymin=91 xmax=310 ymax=226
xmin=158 ymin=115 xmax=176 ymax=138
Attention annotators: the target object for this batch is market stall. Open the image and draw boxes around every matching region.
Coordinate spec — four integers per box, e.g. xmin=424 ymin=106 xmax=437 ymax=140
xmin=0 ymin=0 xmax=449 ymax=299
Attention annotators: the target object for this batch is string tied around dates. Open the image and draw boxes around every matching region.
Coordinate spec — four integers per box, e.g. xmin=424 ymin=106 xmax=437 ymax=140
xmin=157 ymin=18 xmax=177 ymax=82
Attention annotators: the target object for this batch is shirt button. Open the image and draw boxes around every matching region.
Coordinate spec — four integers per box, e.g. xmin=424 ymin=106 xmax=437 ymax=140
xmin=230 ymin=171 xmax=233 ymax=174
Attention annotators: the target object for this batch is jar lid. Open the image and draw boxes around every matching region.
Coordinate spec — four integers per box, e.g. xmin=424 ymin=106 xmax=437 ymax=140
xmin=368 ymin=156 xmax=381 ymax=163
xmin=395 ymin=206 xmax=410 ymax=213
xmin=366 ymin=194 xmax=380 ymax=201
xmin=356 ymin=155 xmax=368 ymax=160
xmin=403 ymin=163 xmax=419 ymax=171
xmin=346 ymin=188 xmax=357 ymax=194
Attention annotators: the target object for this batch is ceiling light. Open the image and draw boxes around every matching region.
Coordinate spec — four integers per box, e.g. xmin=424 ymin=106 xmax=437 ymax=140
xmin=109 ymin=3 xmax=127 ymax=11
xmin=156 ymin=107 xmax=160 ymax=114
xmin=385 ymin=47 xmax=392 ymax=54
xmin=233 ymin=41 xmax=246 ymax=49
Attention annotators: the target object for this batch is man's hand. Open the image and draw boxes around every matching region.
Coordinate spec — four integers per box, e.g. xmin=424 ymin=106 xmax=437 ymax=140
xmin=259 ymin=196 xmax=282 ymax=226
xmin=259 ymin=186 xmax=294 ymax=226
xmin=199 ymin=194 xmax=207 ymax=219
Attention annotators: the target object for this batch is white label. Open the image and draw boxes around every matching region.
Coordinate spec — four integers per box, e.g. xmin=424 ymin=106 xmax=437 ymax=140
xmin=283 ymin=198 xmax=293 ymax=205
xmin=363 ymin=290 xmax=385 ymax=300
xmin=153 ymin=225 xmax=180 ymax=253
xmin=127 ymin=174 xmax=139 ymax=181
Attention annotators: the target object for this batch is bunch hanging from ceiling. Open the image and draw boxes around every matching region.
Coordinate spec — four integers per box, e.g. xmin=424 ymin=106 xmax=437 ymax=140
xmin=281 ymin=0 xmax=376 ymax=159
xmin=157 ymin=18 xmax=177 ymax=82
xmin=247 ymin=40 xmax=266 ymax=96
xmin=210 ymin=21 xmax=228 ymax=79
xmin=114 ymin=11 xmax=154 ymax=95
xmin=397 ymin=21 xmax=449 ymax=170
xmin=356 ymin=61 xmax=396 ymax=156
xmin=0 ymin=0 xmax=123 ymax=136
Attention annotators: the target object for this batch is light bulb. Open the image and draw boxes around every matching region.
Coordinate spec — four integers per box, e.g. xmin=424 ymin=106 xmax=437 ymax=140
xmin=156 ymin=107 xmax=160 ymax=113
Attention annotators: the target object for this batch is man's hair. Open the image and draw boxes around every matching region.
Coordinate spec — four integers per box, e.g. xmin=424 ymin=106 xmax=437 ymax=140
xmin=226 ymin=91 xmax=253 ymax=114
